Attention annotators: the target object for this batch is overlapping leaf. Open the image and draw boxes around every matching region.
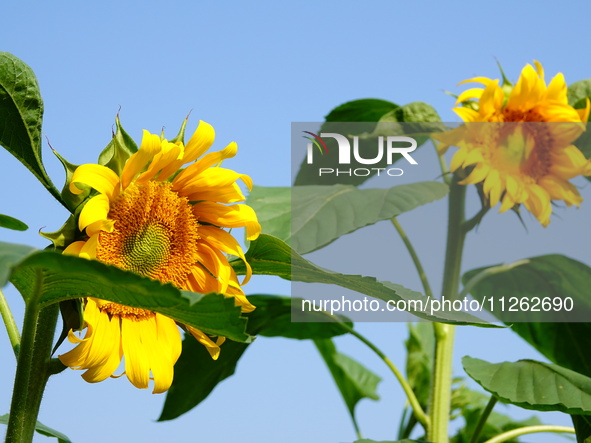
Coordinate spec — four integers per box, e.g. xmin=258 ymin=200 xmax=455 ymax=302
xmin=248 ymin=181 xmax=448 ymax=254
xmin=463 ymin=255 xmax=591 ymax=374
xmin=232 ymin=234 xmax=494 ymax=326
xmin=463 ymin=356 xmax=591 ymax=415
xmin=0 ymin=241 xmax=250 ymax=342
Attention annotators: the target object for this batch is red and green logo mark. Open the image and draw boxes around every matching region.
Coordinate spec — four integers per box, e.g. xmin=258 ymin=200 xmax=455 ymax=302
xmin=302 ymin=131 xmax=328 ymax=155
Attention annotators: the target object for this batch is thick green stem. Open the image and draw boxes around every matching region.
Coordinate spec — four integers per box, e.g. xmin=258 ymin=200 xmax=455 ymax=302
xmin=342 ymin=323 xmax=430 ymax=429
xmin=483 ymin=425 xmax=575 ymax=443
xmin=0 ymin=288 xmax=21 ymax=358
xmin=6 ymin=271 xmax=58 ymax=443
xmin=427 ymin=178 xmax=467 ymax=443
xmin=391 ymin=218 xmax=434 ymax=299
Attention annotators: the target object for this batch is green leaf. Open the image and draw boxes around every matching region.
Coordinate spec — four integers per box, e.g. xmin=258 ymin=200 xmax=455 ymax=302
xmin=0 ymin=414 xmax=71 ymax=443
xmin=462 ymin=356 xmax=591 ymax=415
xmin=567 ymin=80 xmax=591 ymax=181
xmin=0 ymin=214 xmax=28 ymax=231
xmin=0 ymin=241 xmax=250 ymax=342
xmin=158 ymin=336 xmax=249 ymax=421
xmin=451 ymin=407 xmax=541 ymax=443
xmin=246 ymin=294 xmax=352 ymax=339
xmin=315 ymin=338 xmax=381 ymax=435
xmin=0 ymin=52 xmax=62 ymax=203
xmin=232 ymin=234 xmax=495 ymax=326
xmin=51 ymin=150 xmax=87 ymax=213
xmin=248 ymin=181 xmax=448 ymax=254
xmin=98 ymin=114 xmax=138 ymax=175
xmin=39 ymin=214 xmax=80 ymax=250
xmin=463 ymin=254 xmax=591 ymax=322
xmin=568 ymin=80 xmax=591 ymax=108
xmin=571 ymin=415 xmax=591 ymax=443
xmin=159 ymin=294 xmax=353 ymax=420
xmin=464 ymin=255 xmax=591 ymax=373
xmin=294 ymin=100 xmax=441 ymax=186
xmin=246 ymin=186 xmax=291 ymax=245
xmin=450 ymin=384 xmax=489 ymax=415
xmin=405 ymin=323 xmax=434 ymax=408
xmin=324 ymin=99 xmax=400 ymax=123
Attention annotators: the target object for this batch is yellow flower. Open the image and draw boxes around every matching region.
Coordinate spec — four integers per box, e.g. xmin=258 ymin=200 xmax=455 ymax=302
xmin=437 ymin=61 xmax=591 ymax=226
xmin=58 ymin=120 xmax=260 ymax=393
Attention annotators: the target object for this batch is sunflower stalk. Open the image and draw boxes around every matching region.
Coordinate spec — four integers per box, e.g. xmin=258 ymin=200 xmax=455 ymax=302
xmin=5 ymin=271 xmax=59 ymax=443
xmin=427 ymin=178 xmax=467 ymax=443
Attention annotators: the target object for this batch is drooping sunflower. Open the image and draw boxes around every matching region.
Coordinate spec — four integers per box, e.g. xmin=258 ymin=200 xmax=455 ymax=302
xmin=58 ymin=120 xmax=260 ymax=393
xmin=436 ymin=61 xmax=591 ymax=226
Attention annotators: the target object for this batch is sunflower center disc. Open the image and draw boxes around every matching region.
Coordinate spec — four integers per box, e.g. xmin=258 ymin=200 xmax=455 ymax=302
xmin=97 ymin=181 xmax=200 ymax=289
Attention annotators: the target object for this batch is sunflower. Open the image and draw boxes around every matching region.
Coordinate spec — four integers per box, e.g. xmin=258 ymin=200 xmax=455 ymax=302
xmin=58 ymin=120 xmax=260 ymax=393
xmin=436 ymin=61 xmax=591 ymax=226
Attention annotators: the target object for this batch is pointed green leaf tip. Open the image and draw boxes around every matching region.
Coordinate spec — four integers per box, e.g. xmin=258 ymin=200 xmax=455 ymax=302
xmin=0 ymin=52 xmax=65 ymax=207
xmin=98 ymin=115 xmax=138 ymax=175
xmin=0 ymin=214 xmax=28 ymax=231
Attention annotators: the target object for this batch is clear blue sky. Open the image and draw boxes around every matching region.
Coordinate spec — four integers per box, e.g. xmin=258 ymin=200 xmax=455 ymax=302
xmin=1 ymin=1 xmax=590 ymax=442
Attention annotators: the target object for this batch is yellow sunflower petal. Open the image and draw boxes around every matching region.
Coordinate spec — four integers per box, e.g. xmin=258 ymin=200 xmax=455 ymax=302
xmin=197 ymin=242 xmax=231 ymax=294
xmin=199 ymin=225 xmax=252 ymax=285
xmin=120 ymin=130 xmax=162 ymax=189
xmin=187 ymin=263 xmax=223 ymax=294
xmin=545 ymin=73 xmax=567 ymax=102
xmin=186 ymin=326 xmax=223 ymax=360
xmin=135 ymin=141 xmax=184 ymax=184
xmin=79 ymin=235 xmax=99 ymax=260
xmin=63 ymin=241 xmax=86 ymax=256
xmin=453 ymin=107 xmax=479 ymax=122
xmin=524 ymin=184 xmax=552 ymax=226
xmin=177 ymin=167 xmax=253 ymax=196
xmin=550 ymin=145 xmax=589 ymax=180
xmin=70 ymin=164 xmax=120 ymax=199
xmin=193 ymin=202 xmax=261 ymax=240
xmin=173 ymin=142 xmax=238 ymax=189
xmin=458 ymin=76 xmax=499 ymax=88
xmin=458 ymin=164 xmax=489 ymax=185
xmin=183 ymin=120 xmax=216 ymax=164
xmin=455 ymin=88 xmax=485 ymax=105
xmin=121 ymin=317 xmax=150 ymax=390
xmin=81 ymin=321 xmax=121 ymax=383
xmin=139 ymin=315 xmax=179 ymax=394
xmin=79 ymin=194 xmax=111 ymax=234
xmin=539 ymin=175 xmax=583 ymax=206
xmin=226 ymin=273 xmax=256 ymax=313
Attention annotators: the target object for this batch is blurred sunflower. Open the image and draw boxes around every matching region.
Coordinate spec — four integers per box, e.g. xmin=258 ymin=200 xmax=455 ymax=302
xmin=437 ymin=61 xmax=591 ymax=226
xmin=58 ymin=120 xmax=260 ymax=393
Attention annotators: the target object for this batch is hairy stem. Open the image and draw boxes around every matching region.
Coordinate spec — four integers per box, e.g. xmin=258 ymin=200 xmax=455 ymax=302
xmin=427 ymin=178 xmax=467 ymax=442
xmin=5 ymin=271 xmax=58 ymax=443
